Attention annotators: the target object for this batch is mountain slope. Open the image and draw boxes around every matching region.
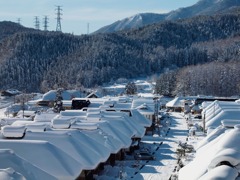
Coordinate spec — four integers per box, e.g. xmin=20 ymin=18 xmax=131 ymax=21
xmin=0 ymin=21 xmax=35 ymax=41
xmin=94 ymin=13 xmax=166 ymax=34
xmin=165 ymin=0 xmax=240 ymax=20
xmin=94 ymin=0 xmax=240 ymax=34
xmin=0 ymin=7 xmax=240 ymax=92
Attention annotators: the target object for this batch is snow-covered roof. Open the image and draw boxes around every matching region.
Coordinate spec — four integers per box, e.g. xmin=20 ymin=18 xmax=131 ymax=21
xmin=42 ymin=90 xmax=83 ymax=101
xmin=198 ymin=165 xmax=238 ymax=180
xmin=130 ymin=109 xmax=152 ymax=127
xmin=0 ymin=140 xmax=83 ymax=179
xmin=5 ymin=104 xmax=29 ymax=114
xmin=24 ymin=130 xmax=107 ymax=170
xmin=118 ymin=96 xmax=131 ymax=103
xmin=179 ymin=125 xmax=240 ymax=180
xmin=203 ymin=101 xmax=240 ymax=122
xmin=71 ymin=125 xmax=122 ymax=154
xmin=97 ymin=121 xmax=131 ymax=148
xmin=1 ymin=117 xmax=32 ymax=126
xmin=196 ymin=125 xmax=227 ymax=150
xmin=86 ymin=91 xmax=102 ymax=98
xmin=60 ymin=110 xmax=86 ymax=117
xmin=51 ymin=117 xmax=72 ymax=129
xmin=101 ymin=116 xmax=135 ymax=138
xmin=0 ymin=150 xmax=56 ymax=180
xmin=0 ymin=168 xmax=26 ymax=180
xmin=4 ymin=89 xmax=21 ymax=95
xmin=206 ymin=109 xmax=240 ymax=128
xmin=208 ymin=148 xmax=240 ymax=170
xmin=201 ymin=101 xmax=212 ymax=109
xmin=59 ymin=108 xmax=147 ymax=138
xmin=11 ymin=120 xmax=50 ymax=127
xmin=34 ymin=112 xmax=58 ymax=122
xmin=69 ymin=130 xmax=112 ymax=159
xmin=101 ymin=111 xmax=145 ymax=138
xmin=17 ymin=110 xmax=36 ymax=117
xmin=221 ymin=119 xmax=240 ymax=128
xmin=131 ymin=98 xmax=154 ymax=111
xmin=166 ymin=97 xmax=184 ymax=108
xmin=2 ymin=125 xmax=26 ymax=138
xmin=112 ymin=102 xmax=132 ymax=110
xmin=134 ymin=103 xmax=154 ymax=115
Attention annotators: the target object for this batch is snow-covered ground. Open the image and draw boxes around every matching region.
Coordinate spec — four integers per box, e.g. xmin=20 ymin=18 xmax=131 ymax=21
xmin=0 ymin=97 xmax=13 ymax=109
xmin=0 ymin=97 xmax=14 ymax=119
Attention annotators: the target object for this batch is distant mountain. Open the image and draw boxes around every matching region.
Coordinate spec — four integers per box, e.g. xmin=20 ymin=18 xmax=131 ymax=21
xmin=165 ymin=0 xmax=240 ymax=20
xmin=93 ymin=13 xmax=166 ymax=34
xmin=94 ymin=0 xmax=240 ymax=34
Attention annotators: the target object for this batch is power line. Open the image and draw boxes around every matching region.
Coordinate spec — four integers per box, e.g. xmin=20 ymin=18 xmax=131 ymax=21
xmin=55 ymin=5 xmax=62 ymax=32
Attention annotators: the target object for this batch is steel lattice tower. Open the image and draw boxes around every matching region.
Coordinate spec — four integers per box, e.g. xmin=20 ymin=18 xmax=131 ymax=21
xmin=34 ymin=16 xmax=40 ymax=30
xmin=43 ymin=16 xmax=49 ymax=31
xmin=55 ymin=6 xmax=62 ymax=32
xmin=17 ymin=18 xmax=21 ymax=25
xmin=87 ymin=23 xmax=90 ymax=34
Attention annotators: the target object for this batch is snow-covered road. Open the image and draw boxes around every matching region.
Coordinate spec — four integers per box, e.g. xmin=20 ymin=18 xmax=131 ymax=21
xmin=132 ymin=112 xmax=189 ymax=180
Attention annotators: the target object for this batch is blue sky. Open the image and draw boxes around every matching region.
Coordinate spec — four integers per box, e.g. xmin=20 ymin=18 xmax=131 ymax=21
xmin=0 ymin=0 xmax=199 ymax=35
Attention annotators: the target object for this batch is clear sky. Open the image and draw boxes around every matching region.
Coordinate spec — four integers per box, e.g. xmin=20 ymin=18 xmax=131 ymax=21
xmin=0 ymin=0 xmax=199 ymax=35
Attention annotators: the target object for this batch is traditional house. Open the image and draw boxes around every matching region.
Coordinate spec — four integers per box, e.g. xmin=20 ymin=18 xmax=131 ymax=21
xmin=166 ymin=97 xmax=185 ymax=112
xmin=179 ymin=125 xmax=240 ymax=180
xmin=36 ymin=90 xmax=83 ymax=107
xmin=86 ymin=91 xmax=102 ymax=98
xmin=1 ymin=89 xmax=20 ymax=97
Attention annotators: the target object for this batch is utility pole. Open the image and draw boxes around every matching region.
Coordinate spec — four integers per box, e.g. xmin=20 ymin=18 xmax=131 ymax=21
xmin=55 ymin=5 xmax=62 ymax=32
xmin=43 ymin=16 xmax=49 ymax=31
xmin=34 ymin=16 xmax=40 ymax=30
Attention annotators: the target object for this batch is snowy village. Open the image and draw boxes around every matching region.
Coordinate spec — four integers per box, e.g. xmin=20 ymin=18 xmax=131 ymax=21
xmin=0 ymin=80 xmax=240 ymax=180
xmin=1 ymin=0 xmax=240 ymax=179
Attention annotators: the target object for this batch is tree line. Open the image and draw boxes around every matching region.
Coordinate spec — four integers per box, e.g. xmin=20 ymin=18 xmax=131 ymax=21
xmin=155 ymin=60 xmax=240 ymax=97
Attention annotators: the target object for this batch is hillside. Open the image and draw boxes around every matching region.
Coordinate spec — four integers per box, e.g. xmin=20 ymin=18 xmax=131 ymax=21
xmin=94 ymin=0 xmax=240 ymax=34
xmin=0 ymin=21 xmax=35 ymax=41
xmin=0 ymin=8 xmax=240 ymax=92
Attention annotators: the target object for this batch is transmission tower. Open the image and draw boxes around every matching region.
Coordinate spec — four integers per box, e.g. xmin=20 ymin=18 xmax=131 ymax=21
xmin=55 ymin=6 xmax=62 ymax=32
xmin=87 ymin=23 xmax=90 ymax=34
xmin=34 ymin=16 xmax=40 ymax=30
xmin=17 ymin=18 xmax=21 ymax=25
xmin=43 ymin=16 xmax=49 ymax=31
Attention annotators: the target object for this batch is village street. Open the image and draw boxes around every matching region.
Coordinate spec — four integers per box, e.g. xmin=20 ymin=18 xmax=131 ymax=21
xmin=131 ymin=112 xmax=190 ymax=180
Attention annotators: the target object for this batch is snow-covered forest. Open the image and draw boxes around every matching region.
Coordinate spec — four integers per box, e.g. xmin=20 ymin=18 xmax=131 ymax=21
xmin=0 ymin=8 xmax=240 ymax=93
xmin=155 ymin=61 xmax=240 ymax=97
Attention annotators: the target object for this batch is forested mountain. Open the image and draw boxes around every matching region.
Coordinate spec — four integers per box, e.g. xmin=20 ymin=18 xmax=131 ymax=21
xmin=0 ymin=7 xmax=240 ymax=94
xmin=94 ymin=0 xmax=240 ymax=34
